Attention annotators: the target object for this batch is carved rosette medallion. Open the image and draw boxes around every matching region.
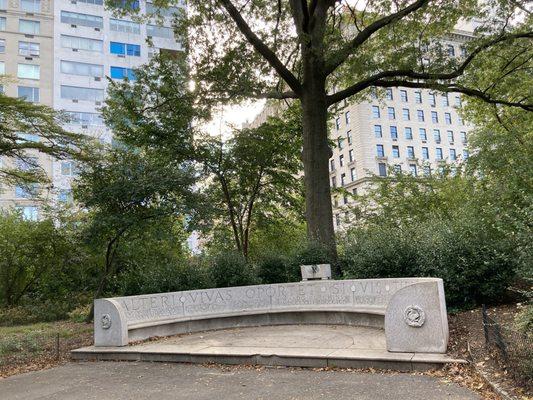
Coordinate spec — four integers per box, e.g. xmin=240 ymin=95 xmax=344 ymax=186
xmin=101 ymin=314 xmax=112 ymax=330
xmin=404 ymin=306 xmax=425 ymax=327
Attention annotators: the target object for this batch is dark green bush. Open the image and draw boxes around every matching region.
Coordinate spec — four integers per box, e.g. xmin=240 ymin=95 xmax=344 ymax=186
xmin=257 ymin=255 xmax=290 ymax=284
xmin=341 ymin=215 xmax=516 ymax=309
xmin=208 ymin=252 xmax=257 ymax=288
xmin=115 ymin=260 xmax=210 ymax=296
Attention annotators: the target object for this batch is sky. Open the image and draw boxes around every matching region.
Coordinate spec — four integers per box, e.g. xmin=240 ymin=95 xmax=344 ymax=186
xmin=205 ymin=100 xmax=266 ymax=138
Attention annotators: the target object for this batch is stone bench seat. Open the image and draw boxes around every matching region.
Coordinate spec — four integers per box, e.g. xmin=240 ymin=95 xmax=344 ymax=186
xmin=94 ymin=278 xmax=449 ymax=354
xmin=128 ymin=305 xmax=388 ymax=330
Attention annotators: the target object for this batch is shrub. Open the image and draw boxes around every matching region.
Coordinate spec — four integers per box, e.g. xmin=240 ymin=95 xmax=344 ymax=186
xmin=208 ymin=252 xmax=257 ymax=288
xmin=341 ymin=215 xmax=516 ymax=309
xmin=257 ymin=255 xmax=290 ymax=284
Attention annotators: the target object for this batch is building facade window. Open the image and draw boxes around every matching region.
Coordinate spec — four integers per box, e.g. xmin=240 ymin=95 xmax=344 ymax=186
xmin=337 ymin=137 xmax=344 ymax=150
xmin=378 ymin=163 xmax=387 ymax=177
xmin=431 ymin=111 xmax=438 ymax=123
xmin=18 ymin=86 xmax=39 ymax=102
xmin=335 ymin=116 xmax=340 ymax=130
xmin=15 ymin=184 xmax=38 ymax=198
xmin=436 ymin=148 xmax=443 ymax=159
xmin=331 ymin=176 xmax=336 ymax=188
xmin=417 ymin=109 xmax=424 ymax=122
xmin=414 ymin=91 xmax=422 ymax=103
xmin=409 ymin=164 xmax=417 ymax=176
xmin=0 ymin=0 xmax=5 ymax=10
xmin=463 ymin=150 xmax=469 ymax=159
xmin=17 ymin=63 xmax=40 ymax=80
xmin=455 ymin=96 xmax=462 ymax=107
xmin=350 ymin=168 xmax=356 ymax=181
xmin=60 ymin=11 xmax=103 ymax=28
xmin=433 ymin=129 xmax=441 ymax=142
xmin=348 ymin=149 xmax=354 ymax=162
xmin=460 ymin=131 xmax=467 ymax=144
xmin=386 ymin=88 xmax=393 ymax=100
xmin=329 ymin=159 xmax=335 ymax=171
xmin=393 ymin=164 xmax=402 ymax=174
xmin=0 ymin=17 xmax=6 ymax=31
xmin=339 ymin=154 xmax=344 ymax=167
xmin=61 ymin=60 xmax=103 ymax=77
xmin=374 ymin=125 xmax=382 ymax=138
xmin=402 ymin=108 xmax=410 ymax=121
xmin=387 ymin=107 xmax=395 ymax=120
xmin=450 ymin=148 xmax=457 ymax=160
xmin=0 ymin=39 xmax=5 ymax=53
xmin=422 ymin=147 xmax=429 ymax=159
xmin=61 ymin=161 xmax=74 ymax=176
xmin=146 ymin=2 xmax=181 ymax=16
xmin=447 ymin=44 xmax=455 ymax=56
xmin=419 ymin=128 xmax=427 ymax=141
xmin=340 ymin=173 xmax=346 ymax=186
xmin=345 ymin=111 xmax=350 ymax=124
xmin=390 ymin=125 xmax=398 ymax=140
xmin=376 ymin=144 xmax=385 ymax=157
xmin=110 ymin=18 xmax=140 ymax=34
xmin=392 ymin=145 xmax=400 ymax=158
xmin=110 ymin=41 xmax=140 ymax=56
xmin=77 ymin=0 xmax=103 ymax=4
xmin=20 ymin=0 xmax=41 ymax=13
xmin=442 ymin=94 xmax=449 ymax=107
xmin=18 ymin=41 xmax=39 ymax=56
xmin=65 ymin=111 xmax=103 ymax=125
xmin=400 ymin=90 xmax=408 ymax=102
xmin=110 ymin=66 xmax=136 ymax=80
xmin=346 ymin=130 xmax=352 ymax=145
xmin=407 ymin=146 xmax=415 ymax=158
xmin=60 ymin=85 xmax=104 ymax=102
xmin=147 ymin=24 xmax=174 ymax=38
xmin=372 ymin=105 xmax=380 ymax=118
xmin=0 ymin=61 xmax=4 ymax=75
xmin=429 ymin=93 xmax=436 ymax=106
xmin=447 ymin=130 xmax=454 ymax=142
xmin=58 ymin=189 xmax=73 ymax=203
xmin=404 ymin=127 xmax=412 ymax=140
xmin=19 ymin=19 xmax=40 ymax=35
xmin=17 ymin=205 xmax=39 ymax=220
xmin=61 ymin=35 xmax=103 ymax=52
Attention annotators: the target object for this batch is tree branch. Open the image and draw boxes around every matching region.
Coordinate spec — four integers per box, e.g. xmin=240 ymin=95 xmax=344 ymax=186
xmin=325 ymin=0 xmax=430 ymax=75
xmin=371 ymin=79 xmax=533 ymax=111
xmin=218 ymin=0 xmax=302 ymax=94
xmin=327 ymin=31 xmax=533 ymax=105
xmin=253 ymin=91 xmax=299 ymax=100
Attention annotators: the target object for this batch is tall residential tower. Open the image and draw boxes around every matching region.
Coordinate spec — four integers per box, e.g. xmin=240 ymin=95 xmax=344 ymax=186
xmin=0 ymin=0 xmax=184 ymax=218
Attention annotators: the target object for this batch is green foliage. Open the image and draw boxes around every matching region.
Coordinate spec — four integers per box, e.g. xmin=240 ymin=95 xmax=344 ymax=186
xmin=341 ymin=215 xmax=515 ymax=308
xmin=0 ymin=211 xmax=87 ymax=308
xmin=197 ymin=104 xmax=304 ymax=259
xmin=514 ymin=305 xmax=533 ymax=336
xmin=0 ymin=92 xmax=90 ymax=188
xmin=257 ymin=255 xmax=291 ymax=284
xmin=208 ymin=252 xmax=257 ymax=288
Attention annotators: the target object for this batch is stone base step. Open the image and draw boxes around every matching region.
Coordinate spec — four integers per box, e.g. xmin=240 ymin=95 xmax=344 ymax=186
xmin=71 ymin=345 xmax=465 ymax=372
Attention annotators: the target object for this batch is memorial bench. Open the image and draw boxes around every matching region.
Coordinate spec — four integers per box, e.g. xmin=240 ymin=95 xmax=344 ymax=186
xmin=94 ymin=277 xmax=449 ymax=354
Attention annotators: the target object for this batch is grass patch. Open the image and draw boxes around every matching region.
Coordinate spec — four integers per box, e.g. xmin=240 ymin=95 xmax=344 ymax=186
xmin=0 ymin=321 xmax=93 ymax=369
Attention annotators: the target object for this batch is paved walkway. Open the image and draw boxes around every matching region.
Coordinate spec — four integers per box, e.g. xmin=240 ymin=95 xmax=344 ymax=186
xmin=73 ymin=325 xmax=461 ymax=369
xmin=1 ymin=361 xmax=481 ymax=400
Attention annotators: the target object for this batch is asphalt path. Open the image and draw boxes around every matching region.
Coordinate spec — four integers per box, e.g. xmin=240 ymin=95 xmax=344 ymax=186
xmin=0 ymin=361 xmax=482 ymax=400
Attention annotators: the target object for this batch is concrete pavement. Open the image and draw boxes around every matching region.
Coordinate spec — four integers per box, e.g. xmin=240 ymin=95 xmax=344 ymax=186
xmin=0 ymin=361 xmax=481 ymax=400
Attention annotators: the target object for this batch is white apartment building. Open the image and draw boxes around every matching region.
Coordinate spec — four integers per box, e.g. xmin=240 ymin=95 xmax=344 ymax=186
xmin=330 ymin=85 xmax=472 ymax=229
xmin=0 ymin=0 xmax=184 ymax=218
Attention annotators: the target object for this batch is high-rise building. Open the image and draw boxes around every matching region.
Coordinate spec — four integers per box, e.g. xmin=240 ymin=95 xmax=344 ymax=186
xmin=329 ymin=28 xmax=474 ymax=230
xmin=0 ymin=0 xmax=184 ymax=218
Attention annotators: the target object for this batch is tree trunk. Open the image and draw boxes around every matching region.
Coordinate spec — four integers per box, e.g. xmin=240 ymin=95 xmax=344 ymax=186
xmin=300 ymin=76 xmax=339 ymax=272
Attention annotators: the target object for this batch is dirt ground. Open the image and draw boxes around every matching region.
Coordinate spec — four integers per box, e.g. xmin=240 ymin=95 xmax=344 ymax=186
xmin=448 ymin=304 xmax=532 ymax=399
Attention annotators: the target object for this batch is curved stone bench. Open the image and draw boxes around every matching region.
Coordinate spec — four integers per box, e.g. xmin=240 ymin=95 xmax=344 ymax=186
xmin=94 ymin=278 xmax=449 ymax=353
